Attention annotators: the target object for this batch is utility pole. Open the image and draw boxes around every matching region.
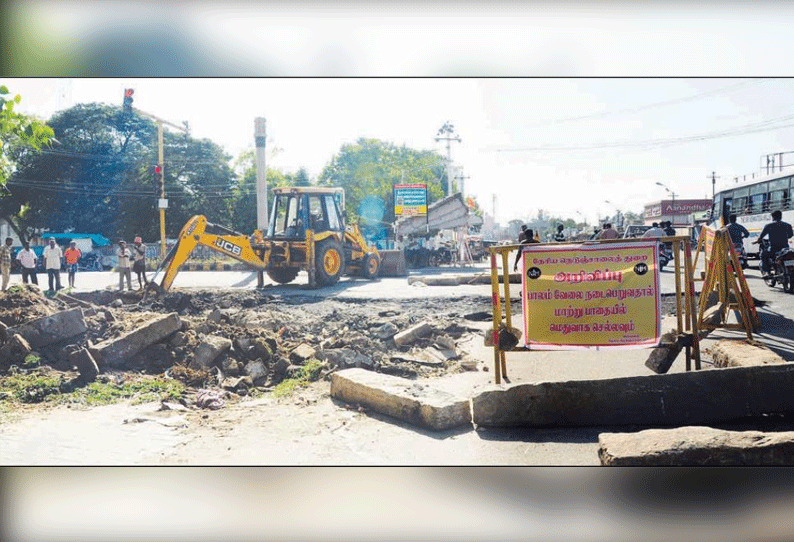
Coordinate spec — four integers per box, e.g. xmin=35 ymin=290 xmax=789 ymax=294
xmin=254 ymin=118 xmax=268 ymax=231
xmin=123 ymin=88 xmax=189 ymax=259
xmin=709 ymin=171 xmax=719 ymax=201
xmin=435 ymin=121 xmax=461 ymax=197
xmin=454 ymin=168 xmax=471 ymax=198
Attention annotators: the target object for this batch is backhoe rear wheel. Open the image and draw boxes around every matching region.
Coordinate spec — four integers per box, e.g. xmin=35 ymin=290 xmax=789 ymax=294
xmin=316 ymin=239 xmax=343 ymax=286
xmin=267 ymin=267 xmax=300 ymax=284
xmin=360 ymin=253 xmax=380 ymax=279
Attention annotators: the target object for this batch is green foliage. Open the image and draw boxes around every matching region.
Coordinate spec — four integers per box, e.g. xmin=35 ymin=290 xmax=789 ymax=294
xmin=0 ymin=85 xmax=54 ymax=214
xmin=4 ymin=102 xmax=235 ymax=242
xmin=271 ymin=358 xmax=325 ymax=398
xmin=0 ymin=369 xmax=185 ymax=406
xmin=318 ymin=138 xmax=446 ymax=224
xmin=22 ymin=354 xmax=40 ymax=368
xmin=229 ymin=148 xmax=294 ymax=233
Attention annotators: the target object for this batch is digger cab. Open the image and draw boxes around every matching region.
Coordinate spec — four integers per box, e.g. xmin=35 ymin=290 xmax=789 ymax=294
xmin=267 ymin=187 xmax=345 ymax=240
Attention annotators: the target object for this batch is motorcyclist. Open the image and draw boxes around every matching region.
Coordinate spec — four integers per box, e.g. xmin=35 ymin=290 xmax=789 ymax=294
xmin=752 ymin=210 xmax=794 ymax=276
xmin=726 ymin=214 xmax=749 ymax=260
xmin=553 ymin=224 xmax=566 ymax=242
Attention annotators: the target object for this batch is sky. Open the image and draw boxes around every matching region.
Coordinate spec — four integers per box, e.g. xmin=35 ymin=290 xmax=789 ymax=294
xmin=4 ymin=2 xmax=794 ymax=229
xmin=6 ymin=77 xmax=793 ymax=228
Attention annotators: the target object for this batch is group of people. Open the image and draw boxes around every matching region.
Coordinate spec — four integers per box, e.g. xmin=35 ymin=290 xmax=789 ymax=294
xmin=0 ymin=236 xmax=150 ymax=293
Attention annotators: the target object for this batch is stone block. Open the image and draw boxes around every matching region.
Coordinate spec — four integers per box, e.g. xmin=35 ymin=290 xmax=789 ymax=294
xmin=599 ymin=426 xmax=794 ymax=465
xmin=471 ymin=364 xmax=794 ymax=428
xmin=189 ymin=335 xmax=232 ymax=370
xmin=244 ymin=359 xmax=267 ymax=381
xmin=644 ymin=330 xmax=682 ymax=374
xmin=393 ymin=321 xmax=433 ymax=347
xmin=330 ymin=368 xmax=471 ymax=431
xmin=374 ymin=322 xmax=399 ymax=340
xmin=290 ymin=343 xmax=316 ymax=364
xmin=89 ymin=313 xmax=181 ymax=369
xmin=9 ymin=308 xmax=87 ymax=349
xmin=0 ymin=334 xmax=32 ymax=370
xmin=710 ymin=340 xmax=784 ymax=368
xmin=69 ymin=348 xmax=99 ymax=382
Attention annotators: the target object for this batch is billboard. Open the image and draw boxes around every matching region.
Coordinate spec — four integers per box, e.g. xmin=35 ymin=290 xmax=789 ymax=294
xmin=519 ymin=241 xmax=661 ymax=350
xmin=394 ymin=184 xmax=427 ymax=217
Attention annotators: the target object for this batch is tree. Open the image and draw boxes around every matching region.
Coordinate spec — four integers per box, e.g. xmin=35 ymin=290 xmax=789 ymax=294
xmin=0 ymin=85 xmax=54 ymax=241
xmin=318 ymin=138 xmax=446 ymax=224
xmin=294 ymin=167 xmax=311 ymax=187
xmin=5 ymin=102 xmax=236 ymax=242
xmin=229 ymin=149 xmax=292 ymax=233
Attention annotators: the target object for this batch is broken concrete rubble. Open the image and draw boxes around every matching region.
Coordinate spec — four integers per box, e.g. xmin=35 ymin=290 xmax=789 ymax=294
xmin=0 ymin=334 xmax=33 ymax=370
xmin=244 ymin=360 xmax=267 ymax=382
xmin=330 ymin=368 xmax=471 ymax=431
xmin=710 ymin=340 xmax=784 ymax=368
xmin=374 ymin=322 xmax=399 ymax=340
xmin=9 ymin=308 xmax=87 ymax=349
xmin=598 ymin=426 xmax=794 ymax=465
xmin=289 ymin=343 xmax=316 ymax=364
xmin=393 ymin=321 xmax=433 ymax=347
xmin=90 ymin=312 xmax=181 ymax=369
xmin=189 ymin=335 xmax=233 ymax=370
xmin=69 ymin=348 xmax=99 ymax=382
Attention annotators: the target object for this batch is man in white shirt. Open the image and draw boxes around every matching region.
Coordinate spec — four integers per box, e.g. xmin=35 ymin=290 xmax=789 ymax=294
xmin=642 ymin=222 xmax=666 ymax=238
xmin=16 ymin=242 xmax=38 ymax=285
xmin=43 ymin=237 xmax=63 ymax=291
xmin=117 ymin=240 xmax=133 ymax=291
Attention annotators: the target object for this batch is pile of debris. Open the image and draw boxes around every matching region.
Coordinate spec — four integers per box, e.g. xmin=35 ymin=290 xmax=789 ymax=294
xmin=0 ymin=286 xmax=485 ymax=403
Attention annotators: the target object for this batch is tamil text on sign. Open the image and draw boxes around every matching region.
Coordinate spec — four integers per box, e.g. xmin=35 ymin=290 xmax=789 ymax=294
xmin=394 ymin=184 xmax=427 ymax=217
xmin=520 ymin=241 xmax=661 ymax=350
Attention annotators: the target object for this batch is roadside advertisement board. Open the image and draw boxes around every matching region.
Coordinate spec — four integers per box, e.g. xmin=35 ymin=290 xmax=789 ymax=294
xmin=520 ymin=241 xmax=661 ymax=350
xmin=394 ymin=184 xmax=427 ymax=217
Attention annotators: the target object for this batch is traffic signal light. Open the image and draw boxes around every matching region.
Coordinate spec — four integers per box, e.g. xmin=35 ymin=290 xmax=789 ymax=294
xmin=123 ymin=88 xmax=134 ymax=113
xmin=154 ymin=164 xmax=162 ymax=192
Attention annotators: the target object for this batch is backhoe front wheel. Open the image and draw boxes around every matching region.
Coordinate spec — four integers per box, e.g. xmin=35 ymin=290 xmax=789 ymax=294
xmin=315 ymin=239 xmax=343 ymax=286
xmin=267 ymin=267 xmax=300 ymax=284
xmin=360 ymin=253 xmax=380 ymax=279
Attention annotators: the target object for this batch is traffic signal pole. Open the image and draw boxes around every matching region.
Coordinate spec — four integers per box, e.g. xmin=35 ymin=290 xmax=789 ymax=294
xmin=124 ymin=92 xmax=188 ymax=259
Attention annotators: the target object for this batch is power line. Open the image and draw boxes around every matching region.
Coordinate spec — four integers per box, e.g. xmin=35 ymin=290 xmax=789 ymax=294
xmin=493 ymin=110 xmax=794 ymax=153
xmin=524 ymin=79 xmax=771 ymax=127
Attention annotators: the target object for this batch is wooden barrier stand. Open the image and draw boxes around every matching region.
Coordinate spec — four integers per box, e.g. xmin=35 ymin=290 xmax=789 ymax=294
xmin=488 ymin=236 xmax=701 ymax=385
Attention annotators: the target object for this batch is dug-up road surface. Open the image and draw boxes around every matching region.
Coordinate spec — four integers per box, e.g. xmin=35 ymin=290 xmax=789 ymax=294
xmin=3 ymin=261 xmax=794 ymax=465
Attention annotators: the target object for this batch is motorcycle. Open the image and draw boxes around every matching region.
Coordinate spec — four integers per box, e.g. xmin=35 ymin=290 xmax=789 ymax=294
xmin=658 ymin=243 xmax=673 ymax=271
xmin=429 ymin=243 xmax=456 ymax=267
xmin=760 ymin=239 xmax=794 ymax=294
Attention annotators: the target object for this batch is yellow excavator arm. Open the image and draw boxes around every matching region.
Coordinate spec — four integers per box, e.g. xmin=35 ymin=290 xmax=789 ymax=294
xmin=150 ymin=215 xmax=268 ymax=292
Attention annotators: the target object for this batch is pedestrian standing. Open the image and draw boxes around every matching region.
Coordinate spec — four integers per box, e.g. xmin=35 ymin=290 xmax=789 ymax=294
xmin=513 ymin=228 xmax=540 ymax=271
xmin=64 ymin=241 xmax=82 ymax=289
xmin=116 ymin=240 xmax=133 ymax=291
xmin=16 ymin=242 xmax=38 ymax=285
xmin=131 ymin=236 xmax=148 ymax=289
xmin=554 ymin=224 xmax=566 ymax=242
xmin=43 ymin=237 xmax=63 ymax=291
xmin=0 ymin=237 xmax=12 ymax=291
xmin=597 ymin=223 xmax=620 ymax=240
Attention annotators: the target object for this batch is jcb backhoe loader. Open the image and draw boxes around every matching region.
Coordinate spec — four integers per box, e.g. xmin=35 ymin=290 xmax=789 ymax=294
xmin=149 ymin=187 xmax=380 ymax=292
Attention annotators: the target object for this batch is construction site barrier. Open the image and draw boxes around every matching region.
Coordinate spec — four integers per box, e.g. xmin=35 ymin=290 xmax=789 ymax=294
xmin=488 ymin=237 xmax=701 ymax=385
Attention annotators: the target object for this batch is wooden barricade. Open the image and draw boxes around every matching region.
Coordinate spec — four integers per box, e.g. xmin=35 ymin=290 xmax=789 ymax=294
xmin=696 ymin=228 xmax=758 ymax=339
xmin=487 ymin=236 xmax=700 ymax=384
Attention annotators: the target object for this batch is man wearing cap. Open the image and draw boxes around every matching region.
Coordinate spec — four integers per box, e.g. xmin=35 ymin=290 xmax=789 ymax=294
xmin=116 ymin=240 xmax=133 ymax=291
xmin=43 ymin=237 xmax=63 ymax=291
xmin=64 ymin=241 xmax=82 ymax=289
xmin=131 ymin=236 xmax=148 ymax=289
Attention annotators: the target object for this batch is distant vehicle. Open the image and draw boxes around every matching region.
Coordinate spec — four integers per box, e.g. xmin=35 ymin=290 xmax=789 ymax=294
xmin=622 ymin=225 xmax=652 ymax=238
xmin=709 ymin=169 xmax=794 ymax=259
xmin=465 ymin=235 xmax=497 ymax=261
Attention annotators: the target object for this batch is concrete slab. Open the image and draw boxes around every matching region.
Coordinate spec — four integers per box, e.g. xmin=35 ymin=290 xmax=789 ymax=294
xmin=710 ymin=339 xmax=784 ymax=368
xmin=90 ymin=313 xmax=181 ymax=369
xmin=9 ymin=308 xmax=87 ymax=349
xmin=598 ymin=426 xmax=794 ymax=465
xmin=471 ymin=363 xmax=794 ymax=428
xmin=330 ymin=368 xmax=471 ymax=431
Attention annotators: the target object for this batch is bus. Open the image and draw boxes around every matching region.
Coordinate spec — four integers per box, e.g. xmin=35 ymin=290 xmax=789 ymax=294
xmin=709 ymin=169 xmax=794 ymax=258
